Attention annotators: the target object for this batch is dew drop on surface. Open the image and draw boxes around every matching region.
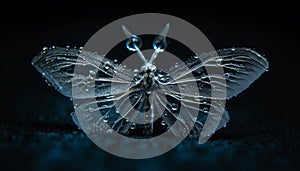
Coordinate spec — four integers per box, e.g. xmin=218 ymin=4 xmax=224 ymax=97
xmin=106 ymin=129 xmax=113 ymax=134
xmin=161 ymin=120 xmax=166 ymax=126
xmin=74 ymin=103 xmax=78 ymax=109
xmin=115 ymin=110 xmax=119 ymax=114
xmin=224 ymin=73 xmax=230 ymax=79
xmin=88 ymin=107 xmax=94 ymax=112
xmin=171 ymin=103 xmax=178 ymax=111
xmin=174 ymin=62 xmax=178 ymax=68
xmin=130 ymin=123 xmax=136 ymax=129
xmin=203 ymin=107 xmax=209 ymax=113
xmin=103 ymin=116 xmax=109 ymax=122
xmin=113 ymin=59 xmax=118 ymax=63
xmin=194 ymin=55 xmax=199 ymax=59
xmin=103 ymin=61 xmax=111 ymax=70
xmin=164 ymin=112 xmax=168 ymax=117
xmin=42 ymin=47 xmax=48 ymax=53
xmin=85 ymin=88 xmax=89 ymax=92
xmin=157 ymin=73 xmax=163 ymax=78
xmin=65 ymin=45 xmax=70 ymax=50
xmin=216 ymin=58 xmax=223 ymax=66
xmin=89 ymin=70 xmax=96 ymax=75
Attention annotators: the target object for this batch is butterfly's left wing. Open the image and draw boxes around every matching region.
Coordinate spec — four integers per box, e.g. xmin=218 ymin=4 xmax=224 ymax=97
xmin=32 ymin=47 xmax=135 ymax=99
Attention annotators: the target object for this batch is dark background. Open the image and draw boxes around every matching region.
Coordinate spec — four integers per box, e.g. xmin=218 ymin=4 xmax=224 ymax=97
xmin=1 ymin=1 xmax=299 ymax=171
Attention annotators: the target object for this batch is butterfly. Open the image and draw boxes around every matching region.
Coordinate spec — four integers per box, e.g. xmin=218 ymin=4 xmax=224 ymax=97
xmin=32 ymin=24 xmax=269 ymax=142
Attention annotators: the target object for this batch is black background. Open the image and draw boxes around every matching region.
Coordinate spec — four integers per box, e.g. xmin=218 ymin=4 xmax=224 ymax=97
xmin=1 ymin=1 xmax=299 ymax=171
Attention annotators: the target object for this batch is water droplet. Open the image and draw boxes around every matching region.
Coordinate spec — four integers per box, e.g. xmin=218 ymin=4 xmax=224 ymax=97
xmin=161 ymin=120 xmax=166 ymax=126
xmin=106 ymin=129 xmax=113 ymax=134
xmin=203 ymin=107 xmax=209 ymax=113
xmin=194 ymin=55 xmax=199 ymax=59
xmin=85 ymin=88 xmax=89 ymax=92
xmin=103 ymin=61 xmax=111 ymax=70
xmin=231 ymin=48 xmax=236 ymax=51
xmin=146 ymin=91 xmax=151 ymax=95
xmin=223 ymin=124 xmax=227 ymax=128
xmin=164 ymin=112 xmax=168 ymax=117
xmin=174 ymin=62 xmax=178 ymax=68
xmin=89 ymin=70 xmax=96 ymax=75
xmin=130 ymin=123 xmax=136 ymax=129
xmin=88 ymin=107 xmax=94 ymax=112
xmin=78 ymin=47 xmax=83 ymax=52
xmin=66 ymin=45 xmax=70 ymax=50
xmin=103 ymin=116 xmax=109 ymax=122
xmin=157 ymin=74 xmax=164 ymax=78
xmin=171 ymin=103 xmax=178 ymax=111
xmin=224 ymin=73 xmax=230 ymax=79
xmin=216 ymin=58 xmax=223 ymax=66
xmin=113 ymin=59 xmax=118 ymax=63
xmin=42 ymin=47 xmax=48 ymax=53
xmin=74 ymin=103 xmax=78 ymax=109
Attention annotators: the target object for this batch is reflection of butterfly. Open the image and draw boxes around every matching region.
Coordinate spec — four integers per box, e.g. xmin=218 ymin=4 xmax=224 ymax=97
xmin=32 ymin=24 xmax=269 ymax=140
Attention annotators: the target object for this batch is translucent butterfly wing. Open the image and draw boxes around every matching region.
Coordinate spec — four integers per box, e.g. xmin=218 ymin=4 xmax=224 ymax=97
xmin=159 ymin=48 xmax=268 ymax=136
xmin=32 ymin=47 xmax=134 ymax=99
xmin=163 ymin=47 xmax=269 ymax=99
xmin=214 ymin=48 xmax=269 ymax=98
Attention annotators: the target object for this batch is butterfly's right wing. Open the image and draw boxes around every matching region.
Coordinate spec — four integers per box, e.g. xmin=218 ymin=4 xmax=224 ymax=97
xmin=165 ymin=48 xmax=269 ymax=99
xmin=158 ymin=48 xmax=268 ymax=138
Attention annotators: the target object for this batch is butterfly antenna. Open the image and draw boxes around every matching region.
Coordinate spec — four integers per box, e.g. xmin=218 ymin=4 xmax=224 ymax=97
xmin=121 ymin=25 xmax=147 ymax=64
xmin=149 ymin=23 xmax=170 ymax=64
